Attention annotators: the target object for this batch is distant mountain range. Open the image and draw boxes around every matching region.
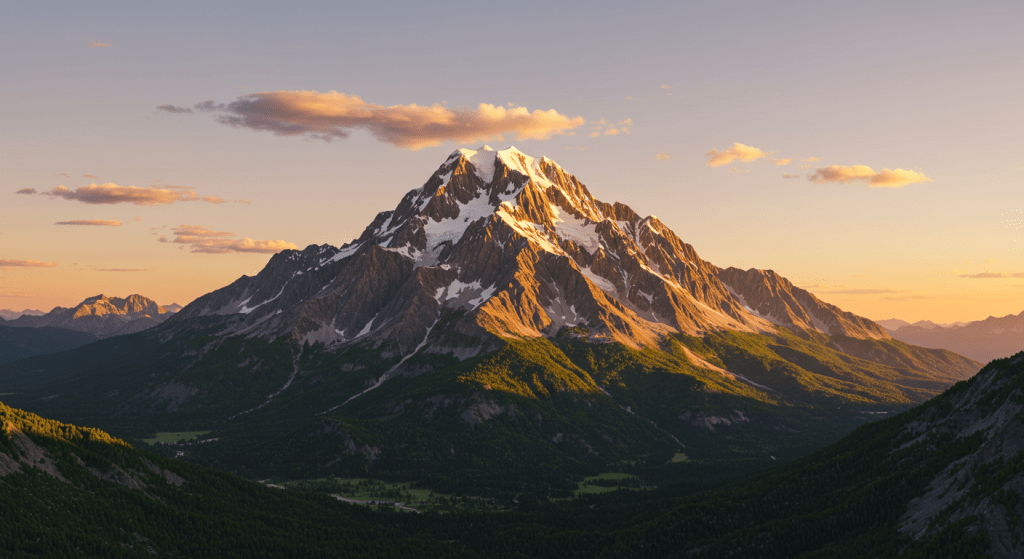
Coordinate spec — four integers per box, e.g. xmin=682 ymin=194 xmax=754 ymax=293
xmin=0 ymin=146 xmax=980 ymax=491
xmin=879 ymin=312 xmax=1024 ymax=363
xmin=0 ymin=294 xmax=179 ymax=364
xmin=0 ymin=309 xmax=45 ymax=321
xmin=4 ymin=294 xmax=176 ymax=339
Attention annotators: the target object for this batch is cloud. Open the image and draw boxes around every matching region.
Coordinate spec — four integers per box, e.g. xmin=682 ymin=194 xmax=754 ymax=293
xmin=15 ymin=188 xmax=36 ymax=195
xmin=800 ymin=164 xmax=813 ymax=169
xmin=168 ymin=225 xmax=298 ymax=254
xmin=54 ymin=219 xmax=122 ymax=226
xmin=782 ymin=173 xmax=800 ymax=179
xmin=804 ymin=157 xmax=819 ymax=162
xmin=588 ymin=118 xmax=632 ymax=138
xmin=660 ymin=84 xmax=673 ymax=90
xmin=95 ymin=268 xmax=147 ymax=272
xmin=654 ymin=152 xmax=671 ymax=161
xmin=959 ymin=271 xmax=1024 ymax=279
xmin=88 ymin=41 xmax=110 ymax=48
xmin=157 ymin=104 xmax=193 ymax=114
xmin=769 ymin=158 xmax=792 ymax=166
xmin=817 ymin=288 xmax=900 ymax=295
xmin=165 ymin=91 xmax=585 ymax=150
xmin=705 ymin=143 xmax=768 ymax=167
xmin=82 ymin=174 xmax=99 ymax=179
xmin=809 ymin=165 xmax=932 ymax=187
xmin=0 ymin=259 xmax=56 ymax=268
xmin=727 ymin=167 xmax=750 ymax=174
xmin=59 ymin=172 xmax=70 ymax=178
xmin=36 ymin=183 xmax=231 ymax=206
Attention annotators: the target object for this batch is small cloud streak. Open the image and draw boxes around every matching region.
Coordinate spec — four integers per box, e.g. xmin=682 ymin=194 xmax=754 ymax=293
xmin=809 ymin=165 xmax=932 ymax=188
xmin=15 ymin=188 xmax=37 ymax=195
xmin=706 ymin=143 xmax=767 ymax=167
xmin=804 ymin=157 xmax=819 ymax=162
xmin=82 ymin=174 xmax=99 ymax=179
xmin=169 ymin=225 xmax=298 ymax=254
xmin=769 ymin=158 xmax=792 ymax=166
xmin=782 ymin=173 xmax=800 ymax=179
xmin=654 ymin=152 xmax=671 ymax=161
xmin=959 ymin=271 xmax=1024 ymax=279
xmin=727 ymin=167 xmax=750 ymax=174
xmin=162 ymin=91 xmax=584 ymax=150
xmin=36 ymin=183 xmax=233 ymax=206
xmin=55 ymin=219 xmax=122 ymax=226
xmin=588 ymin=118 xmax=632 ymax=138
xmin=0 ymin=259 xmax=56 ymax=268
xmin=88 ymin=41 xmax=111 ymax=48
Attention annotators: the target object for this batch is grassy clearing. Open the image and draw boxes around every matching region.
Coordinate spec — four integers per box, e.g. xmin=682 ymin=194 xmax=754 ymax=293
xmin=279 ymin=478 xmax=502 ymax=513
xmin=573 ymin=472 xmax=650 ymax=496
xmin=670 ymin=452 xmax=690 ymax=463
xmin=141 ymin=431 xmax=211 ymax=445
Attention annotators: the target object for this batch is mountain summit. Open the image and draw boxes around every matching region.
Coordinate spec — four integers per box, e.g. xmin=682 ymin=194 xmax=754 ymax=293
xmin=174 ymin=146 xmax=887 ymax=355
xmin=6 ymin=294 xmax=173 ymax=339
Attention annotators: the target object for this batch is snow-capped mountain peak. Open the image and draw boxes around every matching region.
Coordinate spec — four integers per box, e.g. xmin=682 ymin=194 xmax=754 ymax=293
xmin=172 ymin=146 xmax=889 ymax=357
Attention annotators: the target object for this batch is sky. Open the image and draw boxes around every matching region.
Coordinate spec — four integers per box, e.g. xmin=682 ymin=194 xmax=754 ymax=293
xmin=2 ymin=1 xmax=1022 ymax=323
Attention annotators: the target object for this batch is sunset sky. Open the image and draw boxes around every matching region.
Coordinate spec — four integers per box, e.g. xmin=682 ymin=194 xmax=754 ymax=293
xmin=2 ymin=1 xmax=1022 ymax=324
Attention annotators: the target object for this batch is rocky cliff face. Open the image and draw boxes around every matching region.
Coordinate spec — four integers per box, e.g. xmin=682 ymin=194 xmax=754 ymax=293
xmin=717 ymin=267 xmax=890 ymax=340
xmin=7 ymin=294 xmax=173 ymax=339
xmin=173 ymin=146 xmax=892 ymax=357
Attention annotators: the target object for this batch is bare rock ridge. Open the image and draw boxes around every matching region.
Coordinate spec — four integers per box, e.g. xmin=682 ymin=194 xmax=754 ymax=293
xmin=6 ymin=294 xmax=175 ymax=339
xmin=172 ymin=146 xmax=891 ymax=356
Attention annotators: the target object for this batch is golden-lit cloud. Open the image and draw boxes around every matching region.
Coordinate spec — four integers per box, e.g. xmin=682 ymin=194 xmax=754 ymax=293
xmin=588 ymin=118 xmax=632 ymax=138
xmin=35 ymin=183 xmax=233 ymax=206
xmin=88 ymin=41 xmax=110 ymax=48
xmin=769 ymin=158 xmax=792 ymax=166
xmin=654 ymin=152 xmax=671 ymax=161
xmin=809 ymin=165 xmax=932 ymax=188
xmin=800 ymin=164 xmax=813 ymax=169
xmin=727 ymin=167 xmax=750 ymax=174
xmin=160 ymin=91 xmax=585 ymax=150
xmin=0 ymin=259 xmax=56 ymax=268
xmin=168 ymin=225 xmax=298 ymax=254
xmin=15 ymin=188 xmax=36 ymax=195
xmin=705 ymin=143 xmax=767 ymax=167
xmin=804 ymin=157 xmax=819 ymax=162
xmin=54 ymin=219 xmax=122 ymax=226
xmin=82 ymin=174 xmax=99 ymax=179
xmin=782 ymin=173 xmax=800 ymax=179
xmin=959 ymin=271 xmax=1024 ymax=279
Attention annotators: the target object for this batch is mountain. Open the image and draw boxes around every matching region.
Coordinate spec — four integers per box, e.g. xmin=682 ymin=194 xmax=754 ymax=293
xmin=162 ymin=302 xmax=184 ymax=313
xmin=888 ymin=311 xmax=1024 ymax=363
xmin=0 ymin=146 xmax=980 ymax=492
xmin=0 ymin=309 xmax=45 ymax=321
xmin=5 ymin=294 xmax=174 ymax=339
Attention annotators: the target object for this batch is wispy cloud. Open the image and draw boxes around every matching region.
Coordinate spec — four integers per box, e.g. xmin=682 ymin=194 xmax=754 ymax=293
xmin=959 ymin=271 xmax=1024 ymax=279
xmin=0 ymin=259 xmax=56 ymax=268
xmin=654 ymin=152 xmax=671 ymax=161
xmin=769 ymin=158 xmax=791 ymax=166
xmin=157 ymin=104 xmax=193 ymax=114
xmin=782 ymin=173 xmax=800 ymax=179
xmin=803 ymin=157 xmax=819 ymax=162
xmin=727 ymin=166 xmax=750 ymax=174
xmin=82 ymin=174 xmax=99 ymax=179
xmin=33 ymin=183 xmax=234 ymax=206
xmin=87 ymin=41 xmax=111 ymax=48
xmin=588 ymin=118 xmax=632 ymax=138
xmin=55 ymin=219 xmax=122 ymax=226
xmin=160 ymin=91 xmax=584 ymax=150
xmin=705 ymin=143 xmax=767 ymax=167
xmin=168 ymin=225 xmax=298 ymax=254
xmin=15 ymin=188 xmax=36 ymax=195
xmin=809 ymin=165 xmax=932 ymax=188
xmin=817 ymin=288 xmax=900 ymax=295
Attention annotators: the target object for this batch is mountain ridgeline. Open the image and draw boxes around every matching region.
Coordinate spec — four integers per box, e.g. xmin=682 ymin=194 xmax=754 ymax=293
xmin=0 ymin=146 xmax=979 ymax=493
